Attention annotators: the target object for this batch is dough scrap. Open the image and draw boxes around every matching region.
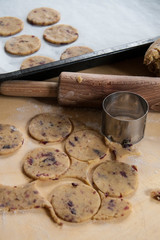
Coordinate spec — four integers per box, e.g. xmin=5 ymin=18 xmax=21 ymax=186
xmin=104 ymin=137 xmax=141 ymax=160
xmin=61 ymin=157 xmax=88 ymax=182
xmin=144 ymin=38 xmax=160 ymax=76
xmin=5 ymin=35 xmax=41 ymax=56
xmin=0 ymin=182 xmax=50 ymax=212
xmin=28 ymin=113 xmax=72 ymax=143
xmin=20 ymin=55 xmax=54 ymax=69
xmin=65 ymin=129 xmax=108 ymax=162
xmin=0 ymin=124 xmax=23 ymax=155
xmin=27 ymin=7 xmax=60 ymax=26
xmin=51 ymin=181 xmax=100 ymax=223
xmin=60 ymin=46 xmax=93 ymax=60
xmin=93 ymin=194 xmax=132 ymax=221
xmin=0 ymin=17 xmax=23 ymax=36
xmin=43 ymin=24 xmax=78 ymax=44
xmin=93 ymin=161 xmax=138 ymax=197
xmin=23 ymin=147 xmax=70 ymax=180
xmin=0 ymin=182 xmax=62 ymax=225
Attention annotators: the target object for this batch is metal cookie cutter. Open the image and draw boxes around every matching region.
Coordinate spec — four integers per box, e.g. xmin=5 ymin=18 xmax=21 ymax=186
xmin=102 ymin=91 xmax=149 ymax=146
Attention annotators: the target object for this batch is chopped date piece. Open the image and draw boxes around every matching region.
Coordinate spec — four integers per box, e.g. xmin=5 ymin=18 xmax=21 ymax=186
xmin=74 ymin=136 xmax=78 ymax=141
xmin=120 ymin=171 xmax=127 ymax=178
xmin=132 ymin=165 xmax=138 ymax=171
xmin=28 ymin=158 xmax=34 ymax=165
xmin=2 ymin=145 xmax=11 ymax=149
xmin=67 ymin=200 xmax=74 ymax=207
xmin=69 ymin=141 xmax=75 ymax=147
xmin=72 ymin=183 xmax=78 ymax=187
xmin=70 ymin=207 xmax=76 ymax=215
xmin=93 ymin=149 xmax=105 ymax=158
xmin=121 ymin=139 xmax=132 ymax=148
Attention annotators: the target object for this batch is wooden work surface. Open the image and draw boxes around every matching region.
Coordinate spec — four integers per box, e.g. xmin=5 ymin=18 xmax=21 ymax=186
xmin=0 ymin=56 xmax=160 ymax=240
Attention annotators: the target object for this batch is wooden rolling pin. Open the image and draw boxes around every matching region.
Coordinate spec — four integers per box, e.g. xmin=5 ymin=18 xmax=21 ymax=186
xmin=1 ymin=72 xmax=160 ymax=112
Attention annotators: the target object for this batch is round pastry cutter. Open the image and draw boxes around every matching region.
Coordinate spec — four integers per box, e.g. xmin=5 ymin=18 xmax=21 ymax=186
xmin=102 ymin=91 xmax=149 ymax=146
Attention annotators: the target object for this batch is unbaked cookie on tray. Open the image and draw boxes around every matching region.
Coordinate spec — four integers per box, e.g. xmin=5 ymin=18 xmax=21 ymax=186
xmin=0 ymin=124 xmax=23 ymax=155
xmin=43 ymin=24 xmax=79 ymax=44
xmin=20 ymin=55 xmax=54 ymax=69
xmin=28 ymin=113 xmax=72 ymax=143
xmin=0 ymin=16 xmax=23 ymax=36
xmin=23 ymin=147 xmax=70 ymax=180
xmin=27 ymin=7 xmax=60 ymax=26
xmin=5 ymin=35 xmax=41 ymax=56
xmin=60 ymin=46 xmax=93 ymax=60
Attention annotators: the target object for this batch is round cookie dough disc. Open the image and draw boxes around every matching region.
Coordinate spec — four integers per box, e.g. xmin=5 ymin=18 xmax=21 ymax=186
xmin=28 ymin=113 xmax=72 ymax=143
xmin=60 ymin=46 xmax=93 ymax=60
xmin=0 ymin=124 xmax=23 ymax=155
xmin=43 ymin=24 xmax=78 ymax=44
xmin=51 ymin=181 xmax=100 ymax=222
xmin=23 ymin=148 xmax=70 ymax=180
xmin=5 ymin=35 xmax=41 ymax=56
xmin=93 ymin=161 xmax=138 ymax=197
xmin=65 ymin=130 xmax=108 ymax=161
xmin=20 ymin=56 xmax=54 ymax=69
xmin=0 ymin=17 xmax=23 ymax=36
xmin=27 ymin=7 xmax=60 ymax=26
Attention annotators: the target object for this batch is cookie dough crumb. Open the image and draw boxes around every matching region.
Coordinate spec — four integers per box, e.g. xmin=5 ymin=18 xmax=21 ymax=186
xmin=27 ymin=7 xmax=60 ymax=26
xmin=20 ymin=55 xmax=54 ymax=69
xmin=5 ymin=35 xmax=41 ymax=56
xmin=0 ymin=17 xmax=23 ymax=36
xmin=151 ymin=190 xmax=160 ymax=201
xmin=77 ymin=76 xmax=83 ymax=83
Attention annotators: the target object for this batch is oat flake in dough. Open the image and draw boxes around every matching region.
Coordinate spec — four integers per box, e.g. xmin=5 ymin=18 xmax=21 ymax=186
xmin=65 ymin=129 xmax=108 ymax=161
xmin=0 ymin=17 xmax=23 ymax=36
xmin=20 ymin=56 xmax=54 ymax=69
xmin=43 ymin=24 xmax=78 ymax=44
xmin=93 ymin=161 xmax=138 ymax=197
xmin=27 ymin=7 xmax=60 ymax=26
xmin=5 ymin=35 xmax=41 ymax=56
xmin=51 ymin=181 xmax=100 ymax=223
xmin=0 ymin=124 xmax=23 ymax=155
xmin=23 ymin=147 xmax=70 ymax=180
xmin=28 ymin=113 xmax=72 ymax=143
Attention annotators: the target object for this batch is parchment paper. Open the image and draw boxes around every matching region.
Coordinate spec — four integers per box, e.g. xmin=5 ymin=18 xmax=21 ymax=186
xmin=0 ymin=0 xmax=160 ymax=73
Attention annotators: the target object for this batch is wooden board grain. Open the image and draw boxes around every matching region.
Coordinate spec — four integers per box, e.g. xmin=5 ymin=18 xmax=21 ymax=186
xmin=0 ymin=61 xmax=160 ymax=239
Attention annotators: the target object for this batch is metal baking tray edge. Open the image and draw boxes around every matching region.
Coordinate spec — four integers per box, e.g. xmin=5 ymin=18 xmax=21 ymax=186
xmin=0 ymin=36 xmax=158 ymax=82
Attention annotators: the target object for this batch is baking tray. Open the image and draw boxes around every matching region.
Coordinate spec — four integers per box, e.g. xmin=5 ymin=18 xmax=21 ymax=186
xmin=0 ymin=37 xmax=157 ymax=81
xmin=1 ymin=0 xmax=160 ymax=81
